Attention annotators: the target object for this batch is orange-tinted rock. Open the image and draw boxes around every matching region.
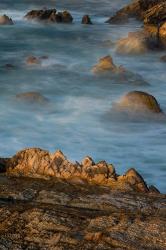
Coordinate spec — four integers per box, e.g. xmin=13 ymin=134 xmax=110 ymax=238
xmin=0 ymin=15 xmax=13 ymax=25
xmin=115 ymin=91 xmax=163 ymax=114
xmin=92 ymin=55 xmax=125 ymax=74
xmin=26 ymin=56 xmax=41 ymax=65
xmin=4 ymin=147 xmax=154 ymax=193
xmin=116 ymin=31 xmax=148 ymax=55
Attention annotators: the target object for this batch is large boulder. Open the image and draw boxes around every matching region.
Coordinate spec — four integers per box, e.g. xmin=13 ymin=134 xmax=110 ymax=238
xmin=116 ymin=31 xmax=148 ymax=55
xmin=113 ymin=91 xmax=163 ymax=115
xmin=25 ymin=9 xmax=73 ymax=23
xmin=0 ymin=15 xmax=13 ymax=25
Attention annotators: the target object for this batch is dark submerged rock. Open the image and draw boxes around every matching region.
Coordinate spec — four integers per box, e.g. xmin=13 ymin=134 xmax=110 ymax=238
xmin=160 ymin=55 xmax=166 ymax=62
xmin=16 ymin=92 xmax=49 ymax=105
xmin=82 ymin=15 xmax=93 ymax=24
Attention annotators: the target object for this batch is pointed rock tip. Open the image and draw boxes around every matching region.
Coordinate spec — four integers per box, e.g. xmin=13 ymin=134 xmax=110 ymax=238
xmin=51 ymin=150 xmax=67 ymax=160
xmin=82 ymin=156 xmax=95 ymax=167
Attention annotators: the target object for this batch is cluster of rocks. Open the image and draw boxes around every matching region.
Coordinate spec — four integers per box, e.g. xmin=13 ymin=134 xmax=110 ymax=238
xmin=25 ymin=9 xmax=93 ymax=25
xmin=25 ymin=9 xmax=73 ymax=23
xmin=107 ymin=0 xmax=166 ymax=49
xmin=0 ymin=147 xmax=160 ymax=193
xmin=0 ymin=9 xmax=93 ymax=26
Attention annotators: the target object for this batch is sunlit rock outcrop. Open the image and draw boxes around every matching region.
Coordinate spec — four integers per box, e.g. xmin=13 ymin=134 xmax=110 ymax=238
xmin=107 ymin=0 xmax=166 ymax=48
xmin=4 ymin=147 xmax=154 ymax=192
xmin=25 ymin=9 xmax=73 ymax=23
xmin=0 ymin=15 xmax=13 ymax=25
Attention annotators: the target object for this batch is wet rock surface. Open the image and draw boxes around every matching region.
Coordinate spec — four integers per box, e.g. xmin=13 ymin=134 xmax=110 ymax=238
xmin=25 ymin=9 xmax=73 ymax=24
xmin=107 ymin=0 xmax=166 ymax=48
xmin=0 ymin=159 xmax=165 ymax=249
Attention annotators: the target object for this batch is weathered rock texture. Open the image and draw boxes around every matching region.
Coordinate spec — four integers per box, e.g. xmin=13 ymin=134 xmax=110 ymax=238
xmin=25 ymin=9 xmax=73 ymax=23
xmin=0 ymin=148 xmax=165 ymax=249
xmin=0 ymin=172 xmax=165 ymax=249
xmin=5 ymin=148 xmax=151 ymax=192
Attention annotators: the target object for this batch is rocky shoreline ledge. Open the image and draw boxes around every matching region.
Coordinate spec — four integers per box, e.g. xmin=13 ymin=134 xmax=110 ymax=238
xmin=0 ymin=148 xmax=165 ymax=249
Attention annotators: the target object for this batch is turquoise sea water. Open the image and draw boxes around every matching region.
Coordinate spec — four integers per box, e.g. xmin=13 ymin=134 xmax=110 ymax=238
xmin=0 ymin=0 xmax=166 ymax=192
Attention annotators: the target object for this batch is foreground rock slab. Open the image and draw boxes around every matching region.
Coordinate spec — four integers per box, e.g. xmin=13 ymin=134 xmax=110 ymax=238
xmin=0 ymin=175 xmax=165 ymax=249
xmin=0 ymin=148 xmax=165 ymax=249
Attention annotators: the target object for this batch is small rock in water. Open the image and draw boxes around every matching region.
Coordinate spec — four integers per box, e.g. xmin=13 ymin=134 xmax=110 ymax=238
xmin=26 ymin=56 xmax=41 ymax=65
xmin=81 ymin=15 xmax=93 ymax=24
xmin=4 ymin=64 xmax=16 ymax=69
xmin=0 ymin=15 xmax=13 ymax=25
xmin=92 ymin=55 xmax=125 ymax=74
xmin=92 ymin=55 xmax=148 ymax=85
xmin=16 ymin=92 xmax=49 ymax=105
